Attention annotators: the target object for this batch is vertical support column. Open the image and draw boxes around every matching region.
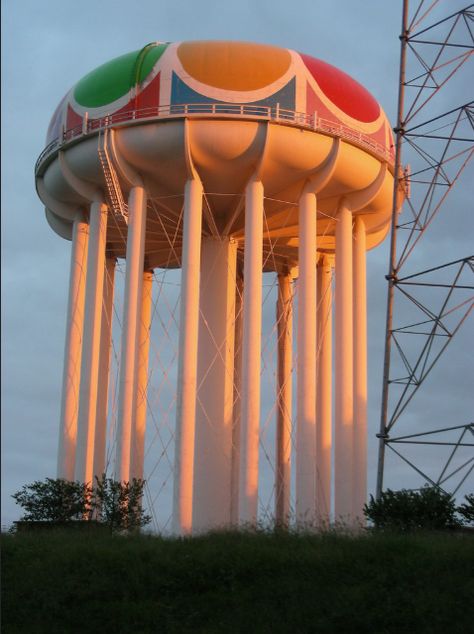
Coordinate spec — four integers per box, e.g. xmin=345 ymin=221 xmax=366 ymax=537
xmin=296 ymin=191 xmax=317 ymax=524
xmin=239 ymin=179 xmax=264 ymax=526
xmin=57 ymin=215 xmax=89 ymax=480
xmin=130 ymin=269 xmax=154 ymax=481
xmin=93 ymin=256 xmax=116 ymax=480
xmin=115 ymin=186 xmax=147 ymax=482
xmin=353 ymin=216 xmax=367 ymax=522
xmin=316 ymin=254 xmax=332 ymax=523
xmin=193 ymin=238 xmax=237 ymax=532
xmin=74 ymin=200 xmax=108 ymax=483
xmin=275 ymin=272 xmax=293 ymax=526
xmin=173 ymin=178 xmax=203 ymax=535
xmin=335 ymin=201 xmax=354 ymax=524
xmin=230 ymin=274 xmax=243 ymax=526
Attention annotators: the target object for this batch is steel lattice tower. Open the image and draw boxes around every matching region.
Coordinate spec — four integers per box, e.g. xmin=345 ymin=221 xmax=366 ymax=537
xmin=377 ymin=1 xmax=474 ymax=499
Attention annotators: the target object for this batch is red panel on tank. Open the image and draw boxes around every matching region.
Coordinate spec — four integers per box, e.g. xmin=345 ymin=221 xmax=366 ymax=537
xmin=300 ymin=54 xmax=380 ymax=123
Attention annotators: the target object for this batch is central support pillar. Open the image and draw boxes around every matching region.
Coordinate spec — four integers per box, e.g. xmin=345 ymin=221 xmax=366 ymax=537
xmin=75 ymin=200 xmax=108 ymax=484
xmin=58 ymin=215 xmax=89 ymax=480
xmin=316 ymin=254 xmax=332 ymax=523
xmin=193 ymin=237 xmax=237 ymax=532
xmin=115 ymin=186 xmax=147 ymax=483
xmin=296 ymin=191 xmax=317 ymax=524
xmin=275 ymin=272 xmax=293 ymax=526
xmin=239 ymin=179 xmax=264 ymax=526
xmin=335 ymin=202 xmax=354 ymax=523
xmin=173 ymin=178 xmax=203 ymax=535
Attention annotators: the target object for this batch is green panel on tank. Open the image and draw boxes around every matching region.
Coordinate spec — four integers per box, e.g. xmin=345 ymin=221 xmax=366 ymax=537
xmin=74 ymin=43 xmax=168 ymax=108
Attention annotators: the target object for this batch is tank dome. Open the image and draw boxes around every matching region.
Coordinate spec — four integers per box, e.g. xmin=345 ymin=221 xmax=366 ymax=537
xmin=46 ymin=40 xmax=394 ymax=162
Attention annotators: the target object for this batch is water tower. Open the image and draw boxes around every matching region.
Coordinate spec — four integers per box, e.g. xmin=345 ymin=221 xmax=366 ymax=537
xmin=35 ymin=41 xmax=395 ymax=534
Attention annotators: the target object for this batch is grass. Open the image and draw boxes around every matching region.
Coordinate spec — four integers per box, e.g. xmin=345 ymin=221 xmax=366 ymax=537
xmin=2 ymin=528 xmax=474 ymax=633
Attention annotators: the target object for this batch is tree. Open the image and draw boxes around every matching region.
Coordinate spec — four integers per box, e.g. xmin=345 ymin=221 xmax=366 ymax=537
xmin=457 ymin=494 xmax=474 ymax=526
xmin=92 ymin=475 xmax=151 ymax=532
xmin=363 ymin=486 xmax=460 ymax=531
xmin=12 ymin=478 xmax=92 ymax=523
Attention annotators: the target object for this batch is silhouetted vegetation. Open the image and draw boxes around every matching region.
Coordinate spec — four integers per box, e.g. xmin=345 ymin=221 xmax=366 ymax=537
xmin=11 ymin=478 xmax=92 ymax=523
xmin=458 ymin=493 xmax=474 ymax=525
xmin=11 ymin=476 xmax=151 ymax=532
xmin=2 ymin=529 xmax=474 ymax=633
xmin=363 ymin=486 xmax=462 ymax=531
xmin=92 ymin=475 xmax=151 ymax=532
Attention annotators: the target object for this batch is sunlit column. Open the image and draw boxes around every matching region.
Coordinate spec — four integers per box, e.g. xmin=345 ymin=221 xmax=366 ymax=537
xmin=296 ymin=191 xmax=317 ymax=525
xmin=173 ymin=177 xmax=203 ymax=535
xmin=316 ymin=254 xmax=332 ymax=523
xmin=193 ymin=238 xmax=237 ymax=532
xmin=230 ymin=274 xmax=243 ymax=526
xmin=275 ymin=272 xmax=293 ymax=526
xmin=130 ymin=268 xmax=154 ymax=482
xmin=57 ymin=215 xmax=89 ymax=480
xmin=335 ymin=201 xmax=354 ymax=524
xmin=115 ymin=186 xmax=147 ymax=482
xmin=74 ymin=200 xmax=108 ymax=483
xmin=93 ymin=256 xmax=116 ymax=481
xmin=239 ymin=179 xmax=264 ymax=526
xmin=353 ymin=216 xmax=367 ymax=522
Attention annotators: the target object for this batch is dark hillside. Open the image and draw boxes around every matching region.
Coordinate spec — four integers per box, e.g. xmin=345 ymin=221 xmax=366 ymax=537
xmin=2 ymin=530 xmax=474 ymax=633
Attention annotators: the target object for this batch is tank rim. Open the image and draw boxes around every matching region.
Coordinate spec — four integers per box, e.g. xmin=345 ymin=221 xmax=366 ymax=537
xmin=35 ymin=102 xmax=395 ymax=178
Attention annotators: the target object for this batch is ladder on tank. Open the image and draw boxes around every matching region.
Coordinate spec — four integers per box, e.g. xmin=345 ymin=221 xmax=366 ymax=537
xmin=98 ymin=125 xmax=128 ymax=224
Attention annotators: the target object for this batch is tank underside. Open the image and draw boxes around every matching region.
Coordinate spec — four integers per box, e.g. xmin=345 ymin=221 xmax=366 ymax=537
xmin=38 ymin=117 xmax=394 ymax=272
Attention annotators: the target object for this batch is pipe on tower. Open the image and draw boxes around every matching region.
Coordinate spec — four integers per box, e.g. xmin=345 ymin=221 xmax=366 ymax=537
xmin=296 ymin=190 xmax=317 ymax=525
xmin=239 ymin=179 xmax=264 ymax=526
xmin=275 ymin=272 xmax=293 ymax=526
xmin=115 ymin=186 xmax=147 ymax=482
xmin=93 ymin=256 xmax=116 ymax=480
xmin=353 ymin=216 xmax=367 ymax=522
xmin=316 ymin=254 xmax=332 ymax=524
xmin=334 ymin=201 xmax=354 ymax=524
xmin=130 ymin=268 xmax=154 ymax=481
xmin=74 ymin=200 xmax=108 ymax=484
xmin=173 ymin=177 xmax=203 ymax=535
xmin=230 ymin=274 xmax=243 ymax=526
xmin=57 ymin=214 xmax=89 ymax=480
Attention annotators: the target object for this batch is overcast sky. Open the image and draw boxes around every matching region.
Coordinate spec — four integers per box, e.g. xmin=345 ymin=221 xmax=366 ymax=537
xmin=2 ymin=0 xmax=473 ymax=529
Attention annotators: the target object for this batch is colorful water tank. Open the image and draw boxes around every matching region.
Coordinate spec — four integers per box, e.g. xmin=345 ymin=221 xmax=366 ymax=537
xmin=35 ymin=41 xmax=395 ymax=534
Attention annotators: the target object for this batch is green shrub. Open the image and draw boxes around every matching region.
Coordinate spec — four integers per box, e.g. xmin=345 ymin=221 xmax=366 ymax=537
xmin=457 ymin=493 xmax=474 ymax=526
xmin=11 ymin=478 xmax=92 ymax=522
xmin=364 ymin=486 xmax=461 ymax=531
xmin=92 ymin=475 xmax=151 ymax=532
xmin=12 ymin=476 xmax=151 ymax=532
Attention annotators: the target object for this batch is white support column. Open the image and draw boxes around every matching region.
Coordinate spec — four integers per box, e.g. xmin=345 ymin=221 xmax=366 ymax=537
xmin=335 ymin=202 xmax=354 ymax=524
xmin=353 ymin=216 xmax=367 ymax=522
xmin=74 ymin=201 xmax=108 ymax=484
xmin=93 ymin=256 xmax=116 ymax=481
xmin=230 ymin=275 xmax=243 ymax=526
xmin=316 ymin=254 xmax=332 ymax=523
xmin=115 ymin=186 xmax=147 ymax=482
xmin=239 ymin=179 xmax=264 ymax=526
xmin=130 ymin=269 xmax=154 ymax=482
xmin=57 ymin=215 xmax=89 ymax=480
xmin=275 ymin=272 xmax=293 ymax=526
xmin=296 ymin=191 xmax=317 ymax=524
xmin=173 ymin=178 xmax=203 ymax=535
xmin=193 ymin=238 xmax=237 ymax=532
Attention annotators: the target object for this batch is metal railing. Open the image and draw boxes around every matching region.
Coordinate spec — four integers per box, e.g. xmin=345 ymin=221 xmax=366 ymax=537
xmin=35 ymin=103 xmax=395 ymax=174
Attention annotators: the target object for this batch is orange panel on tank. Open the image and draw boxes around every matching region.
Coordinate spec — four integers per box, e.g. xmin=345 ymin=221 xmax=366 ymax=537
xmin=177 ymin=41 xmax=292 ymax=91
